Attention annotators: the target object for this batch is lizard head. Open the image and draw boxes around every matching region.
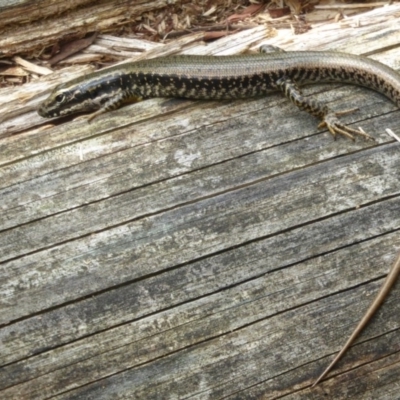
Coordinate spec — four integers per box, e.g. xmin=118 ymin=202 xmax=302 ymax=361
xmin=38 ymin=80 xmax=98 ymax=118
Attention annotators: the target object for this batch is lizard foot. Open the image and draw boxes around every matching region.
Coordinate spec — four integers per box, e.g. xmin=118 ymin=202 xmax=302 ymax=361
xmin=320 ymin=112 xmax=376 ymax=141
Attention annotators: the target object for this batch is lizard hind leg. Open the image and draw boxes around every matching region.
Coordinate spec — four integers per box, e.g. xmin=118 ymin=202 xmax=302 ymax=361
xmin=276 ymin=77 xmax=375 ymax=141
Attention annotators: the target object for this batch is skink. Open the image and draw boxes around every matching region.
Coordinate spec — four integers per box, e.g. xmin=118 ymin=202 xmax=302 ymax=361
xmin=38 ymin=48 xmax=400 ymax=385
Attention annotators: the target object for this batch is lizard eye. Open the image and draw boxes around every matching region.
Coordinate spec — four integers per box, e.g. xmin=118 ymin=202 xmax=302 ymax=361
xmin=55 ymin=94 xmax=66 ymax=103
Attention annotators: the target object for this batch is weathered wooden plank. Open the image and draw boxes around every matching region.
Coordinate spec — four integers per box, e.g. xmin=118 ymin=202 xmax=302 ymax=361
xmin=0 ymin=230 xmax=399 ymax=398
xmin=0 ymin=0 xmax=173 ymax=55
xmin=1 ymin=141 xmax=393 ymax=393
xmin=228 ymin=345 xmax=400 ymax=400
xmin=1 ymin=197 xmax=399 ymax=368
xmin=1 ymin=146 xmax=399 ymax=393
xmin=261 ymin=5 xmax=400 ymax=58
xmin=1 ymin=134 xmax=399 ymax=319
xmin=4 ymin=278 xmax=397 ymax=399
xmin=0 ymin=0 xmax=93 ymax=29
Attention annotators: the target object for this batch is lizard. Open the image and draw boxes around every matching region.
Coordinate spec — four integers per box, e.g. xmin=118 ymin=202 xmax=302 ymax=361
xmin=38 ymin=46 xmax=400 ymax=386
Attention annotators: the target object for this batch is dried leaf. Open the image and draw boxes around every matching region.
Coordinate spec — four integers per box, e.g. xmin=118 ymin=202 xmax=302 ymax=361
xmin=268 ymin=7 xmax=291 ymax=19
xmin=48 ymin=33 xmax=98 ymax=65
xmin=226 ymin=4 xmax=264 ymax=23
